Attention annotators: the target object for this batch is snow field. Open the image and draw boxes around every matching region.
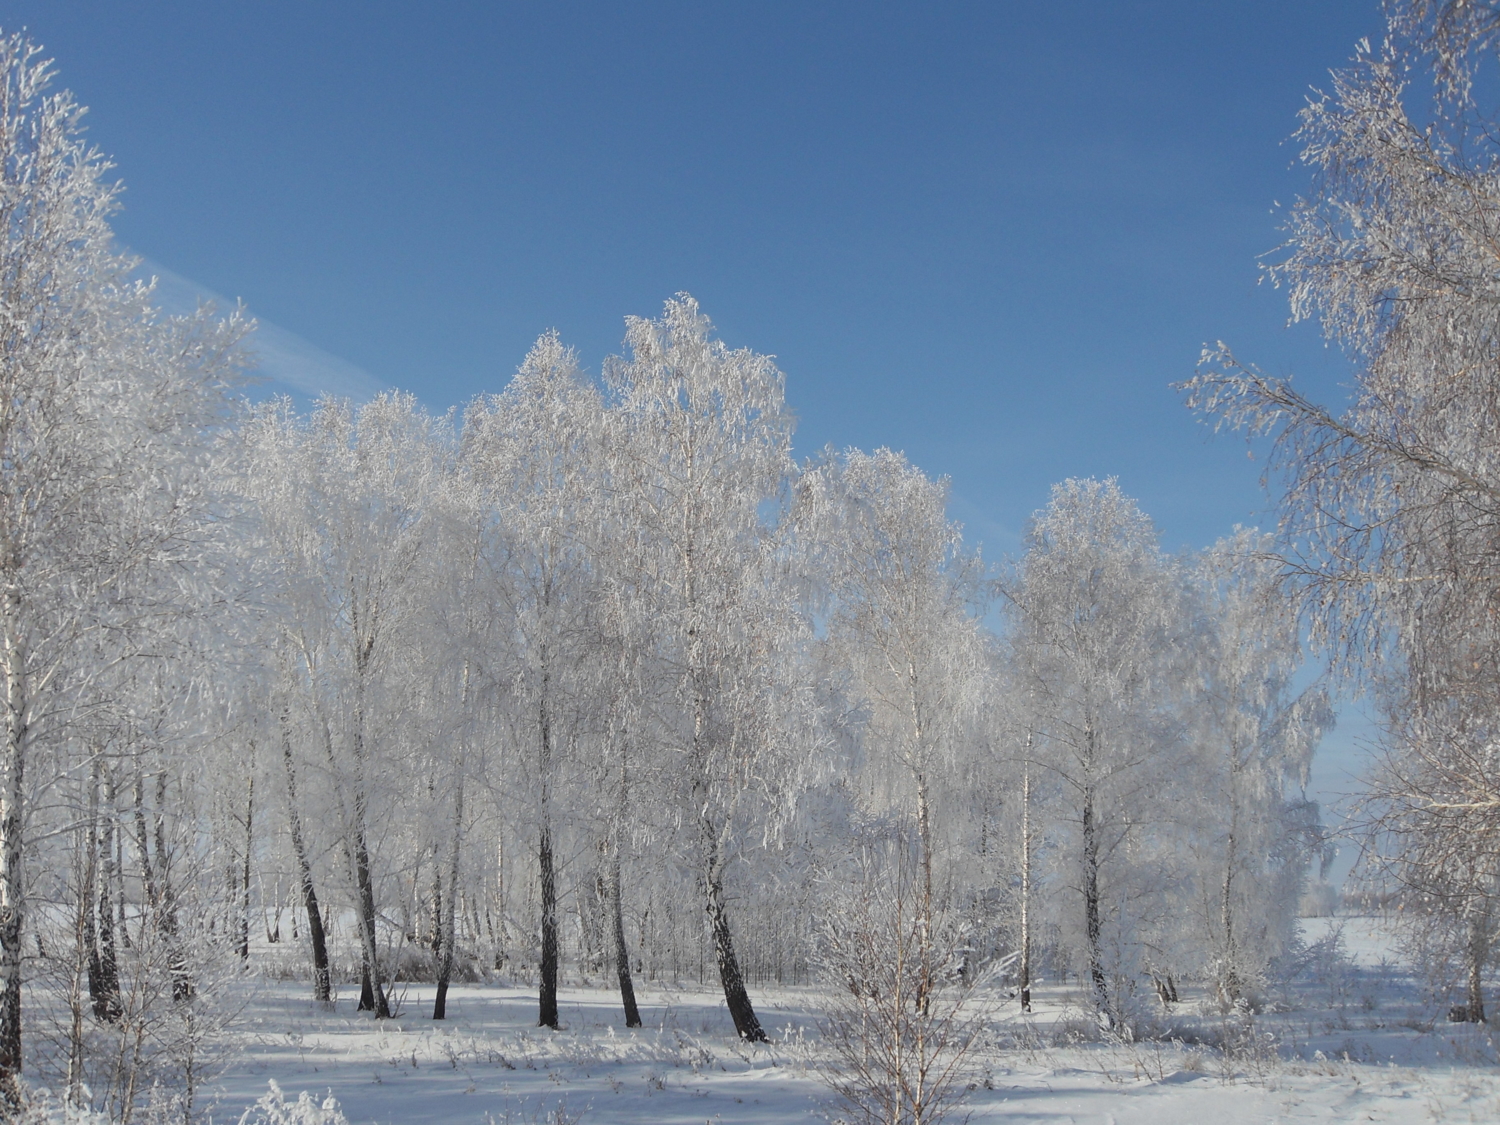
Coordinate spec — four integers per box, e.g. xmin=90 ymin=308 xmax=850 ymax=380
xmin=205 ymin=921 xmax=1500 ymax=1125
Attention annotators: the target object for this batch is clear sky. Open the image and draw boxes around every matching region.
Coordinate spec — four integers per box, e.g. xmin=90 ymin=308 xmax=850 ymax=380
xmin=4 ymin=0 xmax=1380 ymax=557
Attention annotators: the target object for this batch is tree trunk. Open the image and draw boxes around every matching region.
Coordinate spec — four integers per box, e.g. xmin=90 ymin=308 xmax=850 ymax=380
xmin=538 ymin=820 xmax=559 ymax=1029
xmin=82 ymin=758 xmax=105 ymax=1018
xmin=351 ymin=822 xmax=387 ymax=1015
xmin=1219 ymin=825 xmax=1240 ymax=1009
xmin=429 ymin=852 xmax=443 ymax=954
xmin=1019 ymin=752 xmax=1033 ymax=1014
xmin=152 ymin=769 xmax=193 ymax=1002
xmin=346 ymin=646 xmax=390 ymax=1018
xmin=280 ymin=707 xmax=331 ymax=1001
xmin=700 ymin=807 xmax=765 ymax=1041
xmin=493 ymin=834 xmax=506 ymax=971
xmin=1467 ymin=911 xmax=1489 ymax=1023
xmin=609 ymin=841 xmax=641 ymax=1027
xmin=433 ymin=778 xmax=463 ymax=1020
xmin=0 ymin=587 xmax=26 ymax=1104
xmin=96 ymin=774 xmax=122 ymax=1021
xmin=537 ymin=682 xmax=560 ymax=1029
xmin=131 ymin=773 xmax=158 ymax=916
xmin=67 ymin=823 xmax=89 ymax=1102
xmin=1081 ymin=782 xmax=1109 ymax=1024
xmin=238 ymin=775 xmax=254 ymax=964
xmin=115 ymin=824 xmax=128 ymax=951
xmin=607 ymin=737 xmax=642 ymax=1027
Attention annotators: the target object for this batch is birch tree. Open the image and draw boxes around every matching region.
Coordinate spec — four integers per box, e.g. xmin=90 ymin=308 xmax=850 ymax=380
xmin=245 ymin=394 xmax=447 ymax=1018
xmin=1182 ymin=0 xmax=1500 ymax=1012
xmin=603 ymin=295 xmax=807 ymax=1042
xmin=1005 ymin=478 xmax=1177 ymax=1027
xmin=1187 ymin=530 xmax=1330 ymax=1006
xmin=799 ymin=448 xmax=987 ymax=980
xmin=0 ymin=31 xmax=246 ymax=1097
xmin=461 ymin=332 xmax=601 ymax=1029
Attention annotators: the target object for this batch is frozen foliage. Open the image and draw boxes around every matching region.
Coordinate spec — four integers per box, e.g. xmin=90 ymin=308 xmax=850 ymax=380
xmin=235 ymin=1082 xmax=348 ymax=1125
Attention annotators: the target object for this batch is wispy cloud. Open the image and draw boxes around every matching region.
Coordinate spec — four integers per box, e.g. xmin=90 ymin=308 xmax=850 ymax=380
xmin=136 ymin=258 xmax=387 ymax=402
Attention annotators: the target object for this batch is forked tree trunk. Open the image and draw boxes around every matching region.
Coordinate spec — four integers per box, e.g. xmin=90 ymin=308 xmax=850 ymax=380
xmin=280 ymin=707 xmax=330 ymax=1001
xmin=350 ymin=821 xmax=387 ymax=1015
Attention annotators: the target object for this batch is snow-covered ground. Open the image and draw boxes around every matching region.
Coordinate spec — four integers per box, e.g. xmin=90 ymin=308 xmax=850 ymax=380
xmin=204 ymin=918 xmax=1500 ymax=1125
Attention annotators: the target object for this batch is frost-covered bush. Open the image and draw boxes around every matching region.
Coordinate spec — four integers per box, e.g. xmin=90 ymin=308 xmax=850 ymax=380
xmin=235 ymin=1081 xmax=349 ymax=1125
xmin=7 ymin=1085 xmax=112 ymax=1125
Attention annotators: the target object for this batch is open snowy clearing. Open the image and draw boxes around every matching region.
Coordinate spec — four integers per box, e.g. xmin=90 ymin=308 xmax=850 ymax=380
xmin=201 ymin=919 xmax=1500 ymax=1125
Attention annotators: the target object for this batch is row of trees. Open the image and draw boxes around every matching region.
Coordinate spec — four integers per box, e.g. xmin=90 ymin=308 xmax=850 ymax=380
xmin=28 ymin=303 xmax=1334 ymax=1118
xmin=0 ymin=23 xmax=1341 ymax=1124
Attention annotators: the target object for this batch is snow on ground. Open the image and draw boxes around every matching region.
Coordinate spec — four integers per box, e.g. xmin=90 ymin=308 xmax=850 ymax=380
xmin=207 ymin=919 xmax=1500 ymax=1125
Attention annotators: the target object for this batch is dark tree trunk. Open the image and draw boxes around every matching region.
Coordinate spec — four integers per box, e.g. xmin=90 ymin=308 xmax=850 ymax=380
xmin=1082 ymin=783 xmax=1109 ymax=1024
xmin=237 ymin=775 xmax=254 ymax=964
xmin=280 ymin=708 xmax=330 ymax=1001
xmin=536 ymin=680 xmax=560 ymax=1030
xmin=609 ymin=845 xmax=641 ymax=1027
xmin=82 ymin=761 xmax=104 ymax=1018
xmin=700 ymin=810 xmax=765 ymax=1042
xmin=94 ymin=773 xmax=122 ymax=1021
xmin=351 ymin=824 xmax=388 ymax=1016
xmin=433 ymin=779 xmax=463 ymax=1020
xmin=0 ymin=586 xmax=29 ymax=1106
xmin=538 ymin=821 xmax=559 ymax=1029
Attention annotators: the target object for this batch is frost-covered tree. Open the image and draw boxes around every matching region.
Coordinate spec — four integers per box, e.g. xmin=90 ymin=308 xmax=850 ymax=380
xmin=1185 ymin=530 xmax=1331 ymax=1006
xmin=0 ymin=30 xmax=247 ymax=1098
xmin=1005 ymin=479 xmax=1179 ymax=1026
xmin=461 ymin=333 xmax=603 ymax=1029
xmin=1182 ymin=0 xmax=1500 ymax=1017
xmin=799 ymin=447 xmax=988 ymax=1013
xmin=243 ymin=394 xmax=448 ymax=1019
xmin=602 ymin=296 xmax=808 ymax=1042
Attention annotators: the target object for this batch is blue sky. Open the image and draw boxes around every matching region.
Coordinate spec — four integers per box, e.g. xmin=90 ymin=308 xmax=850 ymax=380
xmin=2 ymin=0 xmax=1383 ymax=559
xmin=3 ymin=1 xmax=1386 ymax=822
